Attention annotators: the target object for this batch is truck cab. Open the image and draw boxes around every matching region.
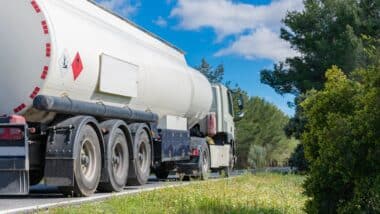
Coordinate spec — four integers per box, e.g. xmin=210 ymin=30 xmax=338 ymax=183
xmin=211 ymin=84 xmax=236 ymax=142
xmin=207 ymin=84 xmax=240 ymax=174
xmin=174 ymin=84 xmax=242 ymax=179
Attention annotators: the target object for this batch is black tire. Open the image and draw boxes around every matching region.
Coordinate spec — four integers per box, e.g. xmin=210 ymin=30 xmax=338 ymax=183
xmin=61 ymin=125 xmax=101 ymax=197
xmin=127 ymin=126 xmax=151 ymax=186
xmin=98 ymin=128 xmax=129 ymax=192
xmin=154 ymin=166 xmax=170 ymax=180
xmin=199 ymin=142 xmax=210 ymax=180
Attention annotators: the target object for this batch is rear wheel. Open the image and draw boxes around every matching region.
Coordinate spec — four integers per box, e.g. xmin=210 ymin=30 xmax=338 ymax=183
xmin=98 ymin=128 xmax=129 ymax=192
xmin=127 ymin=126 xmax=151 ymax=186
xmin=61 ymin=125 xmax=101 ymax=197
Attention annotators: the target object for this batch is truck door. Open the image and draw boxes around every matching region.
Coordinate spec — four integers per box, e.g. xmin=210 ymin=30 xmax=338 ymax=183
xmin=223 ymin=89 xmax=235 ymax=141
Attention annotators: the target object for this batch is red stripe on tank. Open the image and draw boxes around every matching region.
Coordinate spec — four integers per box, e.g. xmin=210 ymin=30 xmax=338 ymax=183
xmin=31 ymin=1 xmax=41 ymax=13
xmin=41 ymin=66 xmax=49 ymax=79
xmin=14 ymin=103 xmax=27 ymax=113
xmin=41 ymin=20 xmax=49 ymax=34
xmin=29 ymin=87 xmax=41 ymax=99
xmin=45 ymin=43 xmax=51 ymax=57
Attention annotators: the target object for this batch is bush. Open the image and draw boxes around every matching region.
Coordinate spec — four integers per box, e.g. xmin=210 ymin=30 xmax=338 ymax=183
xmin=301 ymin=66 xmax=380 ymax=213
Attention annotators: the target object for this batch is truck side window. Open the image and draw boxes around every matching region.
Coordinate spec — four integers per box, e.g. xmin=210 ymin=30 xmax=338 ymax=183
xmin=228 ymin=91 xmax=234 ymax=116
xmin=211 ymin=88 xmax=217 ymax=112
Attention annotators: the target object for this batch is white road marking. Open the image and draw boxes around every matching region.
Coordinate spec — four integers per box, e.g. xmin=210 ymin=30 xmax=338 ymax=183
xmin=1 ymin=177 xmax=231 ymax=214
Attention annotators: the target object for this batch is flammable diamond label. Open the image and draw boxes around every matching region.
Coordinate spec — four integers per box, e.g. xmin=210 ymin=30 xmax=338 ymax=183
xmin=72 ymin=52 xmax=83 ymax=80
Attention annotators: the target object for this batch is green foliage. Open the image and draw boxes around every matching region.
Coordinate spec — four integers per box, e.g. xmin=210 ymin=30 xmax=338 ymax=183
xmin=261 ymin=0 xmax=380 ymax=95
xmin=289 ymin=144 xmax=308 ymax=172
xmin=284 ymin=96 xmax=308 ymax=139
xmin=53 ymin=174 xmax=307 ymax=214
xmin=236 ymin=97 xmax=297 ymax=168
xmin=301 ymin=66 xmax=380 ymax=213
xmin=261 ymin=0 xmax=380 ymax=139
xmin=196 ymin=58 xmax=225 ymax=84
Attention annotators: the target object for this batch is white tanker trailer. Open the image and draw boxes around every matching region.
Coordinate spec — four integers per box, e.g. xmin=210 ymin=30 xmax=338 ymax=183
xmin=0 ymin=0 xmax=243 ymax=196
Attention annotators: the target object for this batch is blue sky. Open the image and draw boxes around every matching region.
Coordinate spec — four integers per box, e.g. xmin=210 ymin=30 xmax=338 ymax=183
xmin=95 ymin=0 xmax=304 ymax=116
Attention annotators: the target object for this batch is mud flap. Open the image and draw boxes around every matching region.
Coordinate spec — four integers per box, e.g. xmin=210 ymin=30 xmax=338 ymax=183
xmin=0 ymin=170 xmax=29 ymax=195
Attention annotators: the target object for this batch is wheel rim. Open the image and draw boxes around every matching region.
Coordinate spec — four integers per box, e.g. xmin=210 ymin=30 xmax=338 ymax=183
xmin=112 ymin=141 xmax=124 ymax=178
xmin=80 ymin=139 xmax=97 ymax=182
xmin=138 ymin=132 xmax=149 ymax=173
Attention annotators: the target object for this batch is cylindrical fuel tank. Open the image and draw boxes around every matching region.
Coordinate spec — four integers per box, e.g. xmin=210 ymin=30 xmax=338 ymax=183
xmin=0 ymin=0 xmax=212 ymax=127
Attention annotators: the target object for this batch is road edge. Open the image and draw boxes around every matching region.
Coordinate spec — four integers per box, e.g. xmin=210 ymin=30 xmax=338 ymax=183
xmin=2 ymin=177 xmax=235 ymax=214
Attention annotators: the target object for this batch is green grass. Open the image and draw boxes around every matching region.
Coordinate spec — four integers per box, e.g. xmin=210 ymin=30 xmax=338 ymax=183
xmin=52 ymin=174 xmax=306 ymax=214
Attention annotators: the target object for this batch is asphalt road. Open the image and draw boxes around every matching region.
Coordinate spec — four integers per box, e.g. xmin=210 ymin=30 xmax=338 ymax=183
xmin=0 ymin=172 xmax=242 ymax=214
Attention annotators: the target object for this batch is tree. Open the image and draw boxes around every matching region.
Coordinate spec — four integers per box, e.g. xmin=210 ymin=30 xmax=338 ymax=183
xmin=261 ymin=1 xmax=380 ymax=181
xmin=196 ymin=58 xmax=224 ymax=84
xmin=301 ymin=65 xmax=380 ymax=213
xmin=236 ymin=97 xmax=297 ymax=168
xmin=262 ymin=0 xmax=380 ymax=95
xmin=261 ymin=0 xmax=380 ymax=138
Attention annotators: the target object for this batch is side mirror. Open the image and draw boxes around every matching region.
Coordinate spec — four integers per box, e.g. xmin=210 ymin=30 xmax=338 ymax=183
xmin=234 ymin=95 xmax=245 ymax=122
xmin=237 ymin=94 xmax=244 ymax=111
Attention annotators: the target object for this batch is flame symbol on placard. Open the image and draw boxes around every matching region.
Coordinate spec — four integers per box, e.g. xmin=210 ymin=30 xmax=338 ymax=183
xmin=62 ymin=56 xmax=68 ymax=69
xmin=59 ymin=49 xmax=71 ymax=77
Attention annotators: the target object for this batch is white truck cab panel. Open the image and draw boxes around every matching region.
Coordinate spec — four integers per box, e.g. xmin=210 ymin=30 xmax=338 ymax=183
xmin=211 ymin=84 xmax=235 ymax=141
xmin=209 ymin=144 xmax=231 ymax=168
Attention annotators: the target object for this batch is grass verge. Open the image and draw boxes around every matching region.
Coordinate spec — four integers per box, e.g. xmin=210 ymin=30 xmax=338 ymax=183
xmin=52 ymin=173 xmax=306 ymax=214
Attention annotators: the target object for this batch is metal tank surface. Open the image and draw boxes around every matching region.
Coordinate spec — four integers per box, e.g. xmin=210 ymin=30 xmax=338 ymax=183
xmin=0 ymin=0 xmax=212 ymax=127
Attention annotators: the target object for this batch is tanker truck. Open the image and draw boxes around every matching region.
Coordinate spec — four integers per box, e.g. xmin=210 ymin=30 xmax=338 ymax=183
xmin=0 ymin=0 xmax=243 ymax=196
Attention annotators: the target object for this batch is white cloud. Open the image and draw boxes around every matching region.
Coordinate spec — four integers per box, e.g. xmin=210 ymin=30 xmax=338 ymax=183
xmin=170 ymin=0 xmax=304 ymax=61
xmin=97 ymin=0 xmax=141 ymax=17
xmin=216 ymin=27 xmax=299 ymax=62
xmin=153 ymin=16 xmax=168 ymax=27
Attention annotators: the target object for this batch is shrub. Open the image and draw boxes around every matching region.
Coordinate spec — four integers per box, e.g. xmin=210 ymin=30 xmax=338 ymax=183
xmin=301 ymin=66 xmax=380 ymax=213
